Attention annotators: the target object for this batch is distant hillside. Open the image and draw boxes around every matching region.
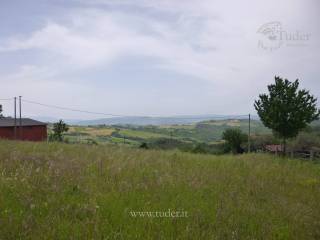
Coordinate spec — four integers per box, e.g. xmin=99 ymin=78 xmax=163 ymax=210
xmin=64 ymin=119 xmax=270 ymax=149
xmin=72 ymin=115 xmax=258 ymax=126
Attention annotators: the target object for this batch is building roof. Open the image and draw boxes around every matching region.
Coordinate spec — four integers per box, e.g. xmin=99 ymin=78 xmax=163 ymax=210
xmin=0 ymin=117 xmax=47 ymax=127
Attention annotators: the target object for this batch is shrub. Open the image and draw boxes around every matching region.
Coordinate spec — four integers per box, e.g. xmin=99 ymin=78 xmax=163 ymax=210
xmin=289 ymin=132 xmax=320 ymax=151
xmin=222 ymin=128 xmax=247 ymax=154
xmin=250 ymin=134 xmax=279 ymax=151
xmin=139 ymin=142 xmax=149 ymax=149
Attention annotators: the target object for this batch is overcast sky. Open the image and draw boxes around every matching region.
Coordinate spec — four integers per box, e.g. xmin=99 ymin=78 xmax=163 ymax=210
xmin=0 ymin=0 xmax=319 ymax=119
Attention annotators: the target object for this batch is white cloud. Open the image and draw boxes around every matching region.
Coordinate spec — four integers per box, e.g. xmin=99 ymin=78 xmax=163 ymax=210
xmin=0 ymin=0 xmax=319 ymax=117
xmin=0 ymin=4 xmax=233 ymax=81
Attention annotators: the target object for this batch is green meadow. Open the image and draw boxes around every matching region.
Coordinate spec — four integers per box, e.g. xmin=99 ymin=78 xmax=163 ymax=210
xmin=0 ymin=141 xmax=319 ymax=239
xmin=63 ymin=119 xmax=270 ymax=147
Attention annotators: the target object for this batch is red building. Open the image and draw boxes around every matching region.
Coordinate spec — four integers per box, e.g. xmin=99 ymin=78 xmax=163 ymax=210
xmin=0 ymin=117 xmax=47 ymax=141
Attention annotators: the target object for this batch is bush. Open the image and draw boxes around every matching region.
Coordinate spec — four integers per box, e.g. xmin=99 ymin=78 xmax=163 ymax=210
xmin=250 ymin=134 xmax=279 ymax=151
xmin=222 ymin=128 xmax=247 ymax=154
xmin=191 ymin=143 xmax=208 ymax=154
xmin=191 ymin=142 xmax=227 ymax=155
xmin=148 ymin=138 xmax=193 ymax=151
xmin=86 ymin=139 xmax=98 ymax=145
xmin=139 ymin=142 xmax=149 ymax=149
xmin=288 ymin=132 xmax=320 ymax=151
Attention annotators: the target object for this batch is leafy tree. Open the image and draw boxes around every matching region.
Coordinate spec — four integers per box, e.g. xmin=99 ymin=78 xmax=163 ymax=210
xmin=254 ymin=76 xmax=320 ymax=154
xmin=49 ymin=120 xmax=69 ymax=142
xmin=0 ymin=105 xmax=3 ymax=117
xmin=222 ymin=128 xmax=247 ymax=154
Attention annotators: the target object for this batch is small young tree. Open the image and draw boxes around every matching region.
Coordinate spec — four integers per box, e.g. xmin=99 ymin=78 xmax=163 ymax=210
xmin=254 ymin=76 xmax=320 ymax=154
xmin=222 ymin=128 xmax=247 ymax=154
xmin=50 ymin=120 xmax=69 ymax=142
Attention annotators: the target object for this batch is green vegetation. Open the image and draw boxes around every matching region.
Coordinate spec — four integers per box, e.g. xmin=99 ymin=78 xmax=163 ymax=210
xmin=49 ymin=120 xmax=69 ymax=142
xmin=255 ymin=76 xmax=320 ymax=153
xmin=63 ymin=119 xmax=269 ymax=149
xmin=118 ymin=129 xmax=169 ymax=139
xmin=222 ymin=128 xmax=247 ymax=154
xmin=58 ymin=118 xmax=320 ymax=156
xmin=0 ymin=141 xmax=319 ymax=239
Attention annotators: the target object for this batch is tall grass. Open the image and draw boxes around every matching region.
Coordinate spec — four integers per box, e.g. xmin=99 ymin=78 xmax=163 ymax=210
xmin=0 ymin=140 xmax=319 ymax=239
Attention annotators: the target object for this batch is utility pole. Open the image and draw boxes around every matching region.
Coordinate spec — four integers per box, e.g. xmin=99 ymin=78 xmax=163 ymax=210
xmin=19 ymin=96 xmax=22 ymax=139
xmin=14 ymin=97 xmax=17 ymax=140
xmin=248 ymin=113 xmax=251 ymax=153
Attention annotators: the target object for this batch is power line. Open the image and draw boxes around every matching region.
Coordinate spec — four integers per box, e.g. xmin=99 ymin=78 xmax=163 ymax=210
xmin=0 ymin=98 xmax=13 ymax=101
xmin=22 ymin=98 xmax=249 ymax=119
xmin=22 ymin=99 xmax=125 ymax=117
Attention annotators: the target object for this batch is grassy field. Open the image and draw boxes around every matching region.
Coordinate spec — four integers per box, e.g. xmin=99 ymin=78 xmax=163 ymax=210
xmin=0 ymin=141 xmax=320 ymax=239
xmin=118 ymin=129 xmax=170 ymax=139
